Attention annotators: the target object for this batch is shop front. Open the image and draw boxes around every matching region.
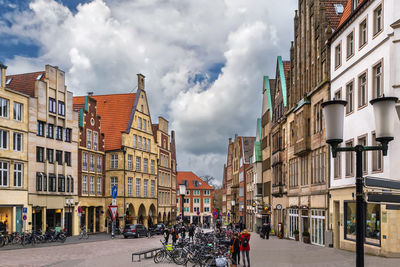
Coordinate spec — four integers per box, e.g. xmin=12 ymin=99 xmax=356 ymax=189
xmin=0 ymin=206 xmax=23 ymax=234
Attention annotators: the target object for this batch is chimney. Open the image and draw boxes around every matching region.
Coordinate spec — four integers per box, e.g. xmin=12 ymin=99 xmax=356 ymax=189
xmin=229 ymin=138 xmax=232 ymax=144
xmin=88 ymin=92 xmax=93 ymax=96
xmin=171 ymin=130 xmax=175 ymax=139
xmin=0 ymin=62 xmax=7 ymax=88
xmin=234 ymin=133 xmax=238 ymax=139
xmin=137 ymin=73 xmax=145 ymax=90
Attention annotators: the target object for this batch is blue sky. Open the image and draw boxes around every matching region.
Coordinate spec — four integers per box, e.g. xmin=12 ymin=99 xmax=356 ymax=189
xmin=0 ymin=0 xmax=296 ymax=183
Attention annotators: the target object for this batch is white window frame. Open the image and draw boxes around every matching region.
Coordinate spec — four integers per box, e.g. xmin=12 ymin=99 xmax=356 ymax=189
xmin=144 ymin=179 xmax=148 ymax=197
xmin=111 ymin=154 xmax=118 ymax=169
xmin=97 ymin=156 xmax=102 ymax=172
xmin=0 ymin=129 xmax=9 ymax=149
xmin=110 ymin=177 xmax=118 ymax=195
xmin=97 ymin=176 xmax=102 ymax=194
xmin=90 ymin=154 xmax=94 ymax=172
xmin=289 ymin=208 xmax=299 ymax=239
xmin=89 ymin=176 xmax=94 ymax=195
xmin=82 ymin=175 xmax=88 ymax=194
xmin=151 ymin=180 xmax=155 ymax=197
xmin=87 ymin=130 xmax=92 ymax=149
xmin=93 ymin=131 xmax=98 ymax=151
xmin=136 ymin=178 xmax=141 ymax=197
xmin=13 ymin=132 xmax=22 ymax=152
xmin=82 ymin=152 xmax=88 ymax=171
xmin=13 ymin=162 xmax=23 ymax=188
xmin=0 ymin=97 xmax=9 ymax=118
xmin=136 ymin=157 xmax=141 ymax=171
xmin=128 ymin=155 xmax=133 ymax=170
xmin=311 ymin=209 xmax=326 ymax=246
xmin=13 ymin=102 xmax=22 ymax=121
xmin=128 ymin=177 xmax=133 ymax=196
xmin=0 ymin=161 xmax=9 ymax=187
xmin=144 ymin=158 xmax=148 ymax=173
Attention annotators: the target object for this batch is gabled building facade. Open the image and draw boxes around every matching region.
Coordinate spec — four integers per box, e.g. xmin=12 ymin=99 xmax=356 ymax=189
xmin=329 ymin=0 xmax=400 ymax=256
xmin=88 ymin=75 xmax=158 ymax=229
xmin=7 ymin=65 xmax=79 ymax=235
xmin=0 ymin=63 xmax=29 ymax=234
xmin=153 ymin=117 xmax=177 ymax=225
xmin=73 ymin=95 xmax=106 ymax=233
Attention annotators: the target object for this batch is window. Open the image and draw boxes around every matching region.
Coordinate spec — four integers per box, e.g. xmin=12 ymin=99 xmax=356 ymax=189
xmin=194 ymin=207 xmax=199 ymax=212
xmin=151 ymin=180 xmax=155 ymax=197
xmin=311 ymin=209 xmax=326 ymax=246
xmin=358 ymin=72 xmax=367 ymax=107
xmin=56 ymin=126 xmax=63 ymax=140
xmin=56 ymin=150 xmax=63 ymax=165
xmin=37 ymin=121 xmax=45 ymax=136
xmin=13 ymin=132 xmax=22 ymax=151
xmin=147 ymin=139 xmax=150 ymax=151
xmin=90 ymin=154 xmax=94 ymax=171
xmin=110 ymin=177 xmax=117 ymax=195
xmin=358 ymin=135 xmax=367 ymax=174
xmin=97 ymin=176 xmax=101 ymax=194
xmin=82 ymin=152 xmax=88 ymax=170
xmin=0 ymin=161 xmax=9 ymax=187
xmin=111 ymin=154 xmax=118 ymax=169
xmin=67 ymin=176 xmax=70 ymax=192
xmin=312 ymin=147 xmax=326 ymax=184
xmin=372 ymin=132 xmax=383 ymax=172
xmin=36 ymin=147 xmax=44 ymax=162
xmin=144 ymin=158 xmax=148 ymax=173
xmin=345 ymin=141 xmax=354 ymax=176
xmin=36 ymin=172 xmax=42 ymax=191
xmin=65 ymin=128 xmax=71 ymax=142
xmin=138 ymin=117 xmax=142 ymax=130
xmin=47 ymin=148 xmax=54 ymax=163
xmin=138 ymin=136 xmax=142 ymax=149
xmin=97 ymin=156 xmax=102 ymax=172
xmin=204 ymin=207 xmax=210 ymax=212
xmin=49 ymin=98 xmax=56 ymax=114
xmin=194 ymin=190 xmax=200 ymax=196
xmin=87 ymin=130 xmax=92 ymax=149
xmin=204 ymin=190 xmax=210 ymax=196
xmin=373 ymin=62 xmax=383 ymax=98
xmin=93 ymin=132 xmax=98 ymax=151
xmin=65 ymin=152 xmax=71 ymax=166
xmin=151 ymin=160 xmax=155 ymax=174
xmin=89 ymin=176 xmax=94 ymax=194
xmin=13 ymin=163 xmax=23 ymax=187
xmin=373 ymin=4 xmax=383 ymax=35
xmin=46 ymin=124 xmax=54 ymax=138
xmin=13 ymin=102 xmax=22 ymax=121
xmin=43 ymin=173 xmax=47 ymax=191
xmin=346 ymin=31 xmax=354 ymax=58
xmin=289 ymin=208 xmax=299 ymax=239
xmin=0 ymin=97 xmax=9 ymax=118
xmin=346 ymin=82 xmax=354 ymax=114
xmin=334 ymin=89 xmax=342 ymax=100
xmin=136 ymin=157 xmax=141 ymax=171
xmin=301 ymin=156 xmax=308 ymax=185
xmin=334 ymin=146 xmax=341 ymax=178
xmin=0 ymin=129 xmax=9 ymax=149
xmin=204 ymin=198 xmax=210 ymax=204
xmin=70 ymin=176 xmax=73 ymax=193
xmin=359 ymin=19 xmax=367 ymax=48
xmin=143 ymin=119 xmax=147 ymax=131
xmin=128 ymin=155 xmax=133 ymax=170
xmin=289 ymin=158 xmax=298 ymax=188
xmin=49 ymin=174 xmax=56 ymax=192
xmin=144 ymin=179 xmax=148 ymax=197
xmin=58 ymin=101 xmax=65 ymax=116
xmin=82 ymin=175 xmax=88 ymax=194
xmin=313 ymin=101 xmax=323 ymax=133
xmin=194 ymin=198 xmax=200 ymax=204
xmin=127 ymin=177 xmax=133 ymax=196
xmin=133 ymin=135 xmax=136 ymax=148
xmin=335 ymin=43 xmax=341 ymax=67
xmin=136 ymin=178 xmax=141 ymax=197
xmin=58 ymin=175 xmax=65 ymax=192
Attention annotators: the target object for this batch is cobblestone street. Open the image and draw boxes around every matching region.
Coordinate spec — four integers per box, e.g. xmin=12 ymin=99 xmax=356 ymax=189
xmin=1 ymin=232 xmax=400 ymax=266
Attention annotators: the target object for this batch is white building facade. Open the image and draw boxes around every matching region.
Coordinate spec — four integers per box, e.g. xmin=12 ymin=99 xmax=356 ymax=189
xmin=329 ymin=0 xmax=400 ymax=256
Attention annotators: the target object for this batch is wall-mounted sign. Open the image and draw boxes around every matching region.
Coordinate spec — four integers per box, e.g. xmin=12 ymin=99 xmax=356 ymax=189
xmin=276 ymin=204 xmax=282 ymax=210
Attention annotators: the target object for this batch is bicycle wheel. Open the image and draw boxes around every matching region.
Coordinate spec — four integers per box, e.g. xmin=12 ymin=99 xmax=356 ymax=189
xmin=84 ymin=232 xmax=89 ymax=239
xmin=0 ymin=236 xmax=5 ymax=248
xmin=154 ymin=250 xmax=165 ymax=263
xmin=172 ymin=248 xmax=187 ymax=265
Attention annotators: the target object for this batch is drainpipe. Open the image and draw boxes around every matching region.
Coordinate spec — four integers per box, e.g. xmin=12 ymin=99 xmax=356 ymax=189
xmin=122 ymin=146 xmax=127 ymax=225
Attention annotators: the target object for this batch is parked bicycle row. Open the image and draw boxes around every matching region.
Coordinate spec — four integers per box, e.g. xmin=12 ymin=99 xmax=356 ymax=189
xmin=0 ymin=229 xmax=67 ymax=248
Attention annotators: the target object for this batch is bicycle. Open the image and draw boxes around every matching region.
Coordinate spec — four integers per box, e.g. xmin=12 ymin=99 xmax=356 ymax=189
xmin=79 ymin=228 xmax=89 ymax=240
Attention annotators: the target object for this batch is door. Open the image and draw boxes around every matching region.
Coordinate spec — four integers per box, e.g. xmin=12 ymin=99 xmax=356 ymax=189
xmin=334 ymin=201 xmax=340 ymax=248
xmin=15 ymin=207 xmax=22 ymax=233
xmin=65 ymin=212 xmax=72 ymax=236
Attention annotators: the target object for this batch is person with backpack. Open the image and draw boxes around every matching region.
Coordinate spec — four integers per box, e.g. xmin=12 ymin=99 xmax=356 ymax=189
xmin=265 ymin=222 xmax=271 ymax=240
xmin=230 ymin=233 xmax=241 ymax=267
xmin=240 ymin=229 xmax=251 ymax=267
xmin=164 ymin=227 xmax=170 ymax=243
xmin=188 ymin=224 xmax=195 ymax=242
xmin=171 ymin=226 xmax=177 ymax=245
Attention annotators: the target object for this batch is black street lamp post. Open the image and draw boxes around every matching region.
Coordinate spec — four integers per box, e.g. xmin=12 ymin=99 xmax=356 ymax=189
xmin=231 ymin=200 xmax=235 ymax=224
xmin=179 ymin=183 xmax=186 ymax=224
xmin=322 ymin=96 xmax=398 ymax=267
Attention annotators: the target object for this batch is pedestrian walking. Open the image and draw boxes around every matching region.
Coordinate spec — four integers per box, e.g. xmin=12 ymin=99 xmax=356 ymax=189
xmin=188 ymin=224 xmax=195 ymax=242
xmin=164 ymin=227 xmax=170 ymax=243
xmin=181 ymin=225 xmax=186 ymax=240
xmin=230 ymin=233 xmax=241 ymax=267
xmin=265 ymin=222 xmax=271 ymax=240
xmin=240 ymin=229 xmax=251 ymax=267
xmin=171 ymin=226 xmax=177 ymax=245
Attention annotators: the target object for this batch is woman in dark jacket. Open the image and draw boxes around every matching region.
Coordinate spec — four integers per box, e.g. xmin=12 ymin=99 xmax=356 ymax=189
xmin=230 ymin=233 xmax=240 ymax=266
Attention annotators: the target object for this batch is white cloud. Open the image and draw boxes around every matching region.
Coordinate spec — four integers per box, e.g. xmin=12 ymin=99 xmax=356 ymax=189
xmin=0 ymin=0 xmax=297 ymax=182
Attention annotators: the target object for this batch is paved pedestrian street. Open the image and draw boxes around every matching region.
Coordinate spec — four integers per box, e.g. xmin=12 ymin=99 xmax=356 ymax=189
xmin=1 ymin=233 xmax=400 ymax=267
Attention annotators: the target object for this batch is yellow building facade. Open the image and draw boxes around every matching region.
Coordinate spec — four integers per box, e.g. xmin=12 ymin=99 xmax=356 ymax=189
xmin=0 ymin=63 xmax=29 ymax=234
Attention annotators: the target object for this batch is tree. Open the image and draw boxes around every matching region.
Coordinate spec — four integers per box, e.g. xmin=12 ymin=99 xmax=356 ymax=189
xmin=200 ymin=175 xmax=215 ymax=186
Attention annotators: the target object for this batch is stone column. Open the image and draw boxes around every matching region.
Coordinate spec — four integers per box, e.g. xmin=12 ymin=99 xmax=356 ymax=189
xmin=85 ymin=207 xmax=88 ymax=231
xmin=42 ymin=208 xmax=47 ymax=232
xmin=132 ymin=216 xmax=138 ymax=224
xmin=12 ymin=206 xmax=16 ymax=233
xmin=93 ymin=207 xmax=96 ymax=233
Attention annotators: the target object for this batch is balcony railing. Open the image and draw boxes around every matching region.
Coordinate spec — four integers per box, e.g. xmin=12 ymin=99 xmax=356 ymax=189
xmin=271 ymin=150 xmax=284 ymax=166
xmin=294 ymin=137 xmax=311 ymax=155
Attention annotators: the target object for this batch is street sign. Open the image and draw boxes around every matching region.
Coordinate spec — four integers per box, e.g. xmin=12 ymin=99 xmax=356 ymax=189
xmin=77 ymin=206 xmax=81 ymax=213
xmin=23 ymin=207 xmax=27 ymax=213
xmin=227 ymin=213 xmax=230 ymax=218
xmin=196 ymin=211 xmax=200 ymax=216
xmin=109 ymin=205 xmax=118 ymax=221
xmin=276 ymin=204 xmax=282 ymax=210
xmin=212 ymin=209 xmax=218 ymax=219
xmin=112 ymin=199 xmax=116 ymax=205
xmin=112 ymin=185 xmax=118 ymax=199
xmin=22 ymin=215 xmax=27 ymax=221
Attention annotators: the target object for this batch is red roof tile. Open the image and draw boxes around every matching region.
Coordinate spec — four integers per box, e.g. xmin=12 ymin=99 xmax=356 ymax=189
xmin=337 ymin=0 xmax=365 ymax=28
xmin=73 ymin=93 xmax=136 ymax=151
xmin=6 ymin=71 xmax=45 ymax=97
xmin=324 ymin=0 xmax=349 ymax=30
xmin=177 ymin=171 xmax=214 ymax=190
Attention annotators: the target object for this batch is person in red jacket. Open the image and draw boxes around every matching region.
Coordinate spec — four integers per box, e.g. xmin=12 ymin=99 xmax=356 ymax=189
xmin=240 ymin=229 xmax=251 ymax=267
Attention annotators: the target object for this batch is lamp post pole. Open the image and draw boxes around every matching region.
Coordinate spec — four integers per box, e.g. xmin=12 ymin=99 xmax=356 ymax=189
xmin=181 ymin=194 xmax=185 ymax=224
xmin=179 ymin=183 xmax=187 ymax=225
xmin=322 ymin=96 xmax=398 ymax=267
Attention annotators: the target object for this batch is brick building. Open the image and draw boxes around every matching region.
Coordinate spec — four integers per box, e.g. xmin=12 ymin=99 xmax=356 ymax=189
xmin=176 ymin=171 xmax=214 ymax=225
xmin=73 ymin=95 xmax=106 ymax=233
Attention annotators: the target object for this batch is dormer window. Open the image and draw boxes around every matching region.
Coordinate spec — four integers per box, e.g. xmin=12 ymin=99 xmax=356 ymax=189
xmin=6 ymin=78 xmax=12 ymax=85
xmin=352 ymin=0 xmax=358 ymax=11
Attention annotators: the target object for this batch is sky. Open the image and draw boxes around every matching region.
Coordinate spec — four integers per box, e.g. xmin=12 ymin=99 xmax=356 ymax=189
xmin=0 ymin=0 xmax=297 ymax=185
